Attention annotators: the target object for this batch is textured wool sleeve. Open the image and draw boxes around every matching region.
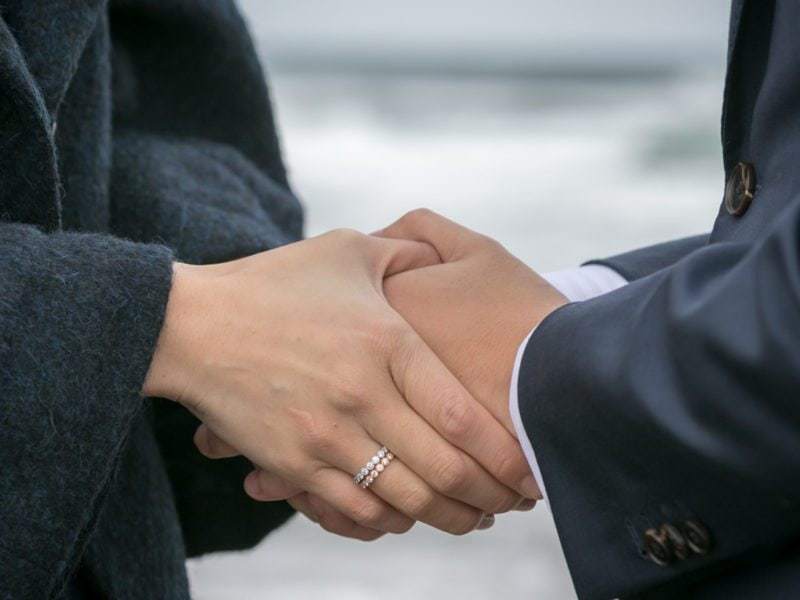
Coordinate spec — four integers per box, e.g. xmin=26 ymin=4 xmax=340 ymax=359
xmin=0 ymin=223 xmax=174 ymax=598
xmin=108 ymin=133 xmax=302 ymax=556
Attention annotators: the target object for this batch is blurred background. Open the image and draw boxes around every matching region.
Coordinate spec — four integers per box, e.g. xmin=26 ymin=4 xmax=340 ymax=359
xmin=188 ymin=2 xmax=730 ymax=598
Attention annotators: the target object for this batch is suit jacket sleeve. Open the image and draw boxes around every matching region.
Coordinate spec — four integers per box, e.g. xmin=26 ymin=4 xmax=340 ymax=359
xmin=0 ymin=224 xmax=174 ymax=598
xmin=584 ymin=233 xmax=709 ymax=281
xmin=518 ymin=205 xmax=800 ymax=599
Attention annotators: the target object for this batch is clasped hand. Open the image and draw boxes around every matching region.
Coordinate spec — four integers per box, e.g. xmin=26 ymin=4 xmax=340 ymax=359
xmin=144 ymin=210 xmax=566 ymax=540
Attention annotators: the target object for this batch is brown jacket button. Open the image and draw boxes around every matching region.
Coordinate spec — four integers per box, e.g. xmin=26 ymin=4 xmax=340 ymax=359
xmin=643 ymin=527 xmax=675 ymax=566
xmin=682 ymin=520 xmax=713 ymax=556
xmin=724 ymin=162 xmax=756 ymax=216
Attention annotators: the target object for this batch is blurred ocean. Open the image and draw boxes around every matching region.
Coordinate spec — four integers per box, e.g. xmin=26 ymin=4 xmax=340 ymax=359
xmin=188 ymin=2 xmax=731 ymax=598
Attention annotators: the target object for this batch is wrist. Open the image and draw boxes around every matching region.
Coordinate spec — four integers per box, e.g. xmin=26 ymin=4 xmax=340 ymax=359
xmin=490 ymin=290 xmax=568 ymax=432
xmin=142 ymin=261 xmax=210 ymax=402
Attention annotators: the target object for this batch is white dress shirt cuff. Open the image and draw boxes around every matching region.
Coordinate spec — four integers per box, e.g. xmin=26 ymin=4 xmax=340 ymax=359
xmin=508 ymin=265 xmax=627 ymax=500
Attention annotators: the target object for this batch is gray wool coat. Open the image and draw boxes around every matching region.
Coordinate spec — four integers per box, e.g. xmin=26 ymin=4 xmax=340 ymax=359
xmin=0 ymin=1 xmax=302 ymax=598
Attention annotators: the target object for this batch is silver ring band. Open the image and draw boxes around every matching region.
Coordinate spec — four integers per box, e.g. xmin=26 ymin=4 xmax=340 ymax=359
xmin=353 ymin=446 xmax=395 ymax=488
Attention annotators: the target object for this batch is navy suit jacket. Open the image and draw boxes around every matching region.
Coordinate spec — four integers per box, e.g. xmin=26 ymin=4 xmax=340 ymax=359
xmin=519 ymin=1 xmax=800 ymax=598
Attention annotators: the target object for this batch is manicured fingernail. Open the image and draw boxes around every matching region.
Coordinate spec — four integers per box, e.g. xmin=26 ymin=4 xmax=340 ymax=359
xmin=515 ymin=498 xmax=537 ymax=511
xmin=520 ymin=475 xmax=542 ymax=500
xmin=477 ymin=514 xmax=495 ymax=530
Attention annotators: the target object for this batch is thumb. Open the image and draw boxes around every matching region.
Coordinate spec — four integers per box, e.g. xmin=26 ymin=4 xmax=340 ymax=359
xmin=373 ymin=209 xmax=481 ymax=262
xmin=367 ymin=235 xmax=441 ymax=279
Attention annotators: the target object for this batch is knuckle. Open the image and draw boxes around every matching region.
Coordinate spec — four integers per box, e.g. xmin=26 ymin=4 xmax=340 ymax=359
xmin=394 ymin=517 xmax=415 ymax=534
xmin=448 ymin=514 xmax=479 ymax=536
xmin=330 ymin=367 xmax=379 ymax=417
xmin=400 ymin=486 xmax=437 ymax=519
xmin=329 ymin=227 xmax=365 ymax=246
xmin=439 ymin=399 xmax=475 ymax=441
xmin=328 ymin=371 xmax=366 ymax=413
xmin=290 ymin=409 xmax=338 ymax=453
xmin=271 ymin=454 xmax=312 ymax=482
xmin=316 ymin=510 xmax=343 ymax=534
xmin=301 ymin=425 xmax=335 ymax=453
xmin=432 ymin=453 xmax=469 ymax=494
xmin=402 ymin=207 xmax=436 ymax=226
xmin=477 ymin=233 xmax=504 ymax=251
xmin=493 ymin=447 xmax=525 ymax=484
xmin=336 ymin=389 xmax=371 ymax=416
xmin=349 ymin=498 xmax=385 ymax=528
xmin=386 ymin=322 xmax=416 ymax=354
xmin=365 ymin=318 xmax=414 ymax=367
xmin=365 ymin=315 xmax=403 ymax=350
xmin=491 ymin=492 xmax=522 ymax=515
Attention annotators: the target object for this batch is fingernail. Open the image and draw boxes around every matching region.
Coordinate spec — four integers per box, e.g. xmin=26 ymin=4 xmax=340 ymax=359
xmin=515 ymin=498 xmax=537 ymax=511
xmin=520 ymin=475 xmax=542 ymax=500
xmin=244 ymin=472 xmax=262 ymax=498
xmin=477 ymin=514 xmax=495 ymax=530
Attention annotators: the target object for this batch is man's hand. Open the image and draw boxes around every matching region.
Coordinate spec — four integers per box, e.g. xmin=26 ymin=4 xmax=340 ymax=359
xmin=378 ymin=209 xmax=568 ymax=434
xmin=145 ymin=229 xmax=536 ymax=538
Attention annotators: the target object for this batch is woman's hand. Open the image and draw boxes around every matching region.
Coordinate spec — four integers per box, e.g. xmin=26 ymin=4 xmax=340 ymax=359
xmin=144 ymin=229 xmax=535 ymax=536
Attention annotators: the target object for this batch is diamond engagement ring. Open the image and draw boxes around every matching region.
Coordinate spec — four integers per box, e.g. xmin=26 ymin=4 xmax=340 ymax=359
xmin=353 ymin=446 xmax=395 ymax=489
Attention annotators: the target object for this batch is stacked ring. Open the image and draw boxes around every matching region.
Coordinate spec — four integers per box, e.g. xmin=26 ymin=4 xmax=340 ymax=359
xmin=353 ymin=446 xmax=395 ymax=489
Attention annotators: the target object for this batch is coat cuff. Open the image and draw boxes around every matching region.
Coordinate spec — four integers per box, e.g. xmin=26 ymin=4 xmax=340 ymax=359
xmin=508 ymin=265 xmax=627 ymax=500
xmin=0 ymin=225 xmax=174 ymax=598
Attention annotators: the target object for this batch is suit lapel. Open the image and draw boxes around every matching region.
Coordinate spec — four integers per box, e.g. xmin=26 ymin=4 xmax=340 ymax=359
xmin=721 ymin=0 xmax=748 ymax=172
xmin=727 ymin=0 xmax=747 ymax=65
